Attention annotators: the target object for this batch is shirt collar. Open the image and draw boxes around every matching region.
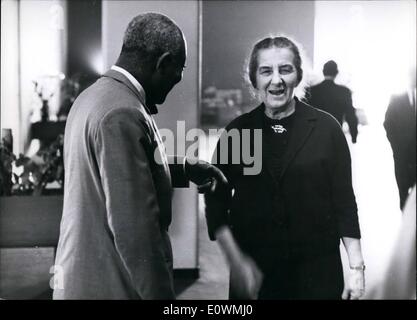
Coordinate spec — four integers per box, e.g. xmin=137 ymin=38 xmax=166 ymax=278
xmin=110 ymin=65 xmax=158 ymax=114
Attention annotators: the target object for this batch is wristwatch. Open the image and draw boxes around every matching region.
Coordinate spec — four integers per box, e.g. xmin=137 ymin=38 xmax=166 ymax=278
xmin=350 ymin=264 xmax=366 ymax=271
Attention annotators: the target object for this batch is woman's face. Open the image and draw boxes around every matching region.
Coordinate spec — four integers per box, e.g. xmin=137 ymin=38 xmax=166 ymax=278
xmin=254 ymin=47 xmax=299 ymax=110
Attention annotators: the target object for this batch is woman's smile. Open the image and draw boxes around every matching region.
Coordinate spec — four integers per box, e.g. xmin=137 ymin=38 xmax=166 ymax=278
xmin=268 ymin=87 xmax=286 ymax=97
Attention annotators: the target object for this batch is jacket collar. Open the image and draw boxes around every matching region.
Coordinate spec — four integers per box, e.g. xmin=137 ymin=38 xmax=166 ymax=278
xmin=278 ymin=98 xmax=317 ymax=180
xmin=250 ymin=97 xmax=317 ymax=181
xmin=102 ymin=69 xmax=158 ymax=115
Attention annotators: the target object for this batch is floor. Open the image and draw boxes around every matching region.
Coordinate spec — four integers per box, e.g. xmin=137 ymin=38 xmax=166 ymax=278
xmin=175 ymin=198 xmax=229 ymax=299
xmin=176 ymin=122 xmax=410 ymax=300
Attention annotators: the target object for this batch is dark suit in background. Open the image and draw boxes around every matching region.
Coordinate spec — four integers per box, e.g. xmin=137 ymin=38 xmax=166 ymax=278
xmin=384 ymin=91 xmax=416 ymax=210
xmin=308 ymin=79 xmax=358 ymax=143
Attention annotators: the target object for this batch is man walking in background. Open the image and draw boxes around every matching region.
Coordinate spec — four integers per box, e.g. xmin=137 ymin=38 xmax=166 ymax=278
xmin=384 ymin=66 xmax=416 ymax=210
xmin=308 ymin=60 xmax=359 ymax=144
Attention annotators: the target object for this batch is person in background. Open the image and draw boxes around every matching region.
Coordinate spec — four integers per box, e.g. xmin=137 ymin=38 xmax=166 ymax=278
xmin=307 ymin=60 xmax=358 ymax=144
xmin=53 ymin=13 xmax=226 ymax=300
xmin=383 ymin=66 xmax=416 ymax=210
xmin=205 ymin=36 xmax=365 ymax=300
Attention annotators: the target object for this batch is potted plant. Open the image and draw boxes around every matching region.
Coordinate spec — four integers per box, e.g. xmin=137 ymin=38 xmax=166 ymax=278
xmin=0 ymin=133 xmax=65 ymax=299
xmin=0 ymin=134 xmax=64 ymax=196
xmin=0 ymin=133 xmax=64 ymax=247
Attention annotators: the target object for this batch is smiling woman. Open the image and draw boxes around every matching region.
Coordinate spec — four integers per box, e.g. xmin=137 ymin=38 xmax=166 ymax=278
xmin=205 ymin=35 xmax=365 ymax=300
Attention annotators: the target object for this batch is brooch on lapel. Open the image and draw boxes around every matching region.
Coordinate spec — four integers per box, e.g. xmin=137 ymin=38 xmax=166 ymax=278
xmin=271 ymin=124 xmax=287 ymax=133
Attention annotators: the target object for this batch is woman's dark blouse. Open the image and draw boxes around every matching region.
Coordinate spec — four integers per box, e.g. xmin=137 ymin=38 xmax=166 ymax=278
xmin=262 ymin=110 xmax=296 ymax=180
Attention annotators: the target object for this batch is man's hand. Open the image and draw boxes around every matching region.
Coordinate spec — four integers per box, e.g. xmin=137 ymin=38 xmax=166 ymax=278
xmin=184 ymin=158 xmax=228 ymax=193
xmin=342 ymin=269 xmax=365 ymax=300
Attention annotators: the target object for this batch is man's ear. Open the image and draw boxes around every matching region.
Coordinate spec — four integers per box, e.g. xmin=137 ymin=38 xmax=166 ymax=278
xmin=155 ymin=52 xmax=172 ymax=72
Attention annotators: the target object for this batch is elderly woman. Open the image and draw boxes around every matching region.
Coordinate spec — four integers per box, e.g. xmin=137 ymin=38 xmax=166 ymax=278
xmin=205 ymin=36 xmax=365 ymax=300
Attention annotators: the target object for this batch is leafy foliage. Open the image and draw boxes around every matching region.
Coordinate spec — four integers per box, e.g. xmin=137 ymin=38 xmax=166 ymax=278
xmin=0 ymin=134 xmax=64 ymax=196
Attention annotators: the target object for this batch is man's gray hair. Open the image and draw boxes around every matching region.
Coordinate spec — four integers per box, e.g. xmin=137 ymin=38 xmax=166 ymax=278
xmin=122 ymin=13 xmax=184 ymax=62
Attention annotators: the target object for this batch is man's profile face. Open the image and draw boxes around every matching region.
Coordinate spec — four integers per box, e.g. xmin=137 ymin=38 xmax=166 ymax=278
xmin=152 ymin=38 xmax=187 ymax=105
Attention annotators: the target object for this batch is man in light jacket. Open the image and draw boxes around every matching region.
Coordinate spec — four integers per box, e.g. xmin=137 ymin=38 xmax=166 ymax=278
xmin=53 ymin=13 xmax=226 ymax=299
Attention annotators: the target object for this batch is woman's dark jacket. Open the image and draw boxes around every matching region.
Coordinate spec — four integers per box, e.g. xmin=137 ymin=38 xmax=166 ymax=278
xmin=205 ymin=99 xmax=361 ymax=270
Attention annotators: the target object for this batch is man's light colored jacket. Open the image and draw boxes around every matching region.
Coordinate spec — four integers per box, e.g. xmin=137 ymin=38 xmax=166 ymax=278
xmin=53 ymin=70 xmax=185 ymax=299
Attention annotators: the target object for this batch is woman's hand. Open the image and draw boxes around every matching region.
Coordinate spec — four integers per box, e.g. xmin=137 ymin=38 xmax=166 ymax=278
xmin=230 ymin=252 xmax=263 ymax=300
xmin=342 ymin=269 xmax=365 ymax=300
xmin=341 ymin=237 xmax=365 ymax=299
xmin=215 ymin=226 xmax=263 ymax=299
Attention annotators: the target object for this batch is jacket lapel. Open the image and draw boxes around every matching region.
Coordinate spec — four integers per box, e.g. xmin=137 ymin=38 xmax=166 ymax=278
xmin=103 ymin=69 xmax=146 ymax=104
xmin=246 ymin=105 xmax=280 ymax=187
xmin=102 ymin=69 xmax=158 ymax=115
xmin=102 ymin=69 xmax=170 ymax=168
xmin=279 ymin=99 xmax=317 ymax=180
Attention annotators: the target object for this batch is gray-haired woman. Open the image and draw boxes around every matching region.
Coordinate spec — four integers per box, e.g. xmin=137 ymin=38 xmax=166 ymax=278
xmin=205 ymin=36 xmax=365 ymax=300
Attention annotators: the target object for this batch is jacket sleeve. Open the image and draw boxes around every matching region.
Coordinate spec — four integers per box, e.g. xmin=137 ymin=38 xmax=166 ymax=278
xmin=204 ymin=133 xmax=233 ymax=241
xmin=167 ymin=156 xmax=189 ymax=188
xmin=95 ymin=107 xmax=175 ymax=299
xmin=330 ymin=121 xmax=361 ymax=238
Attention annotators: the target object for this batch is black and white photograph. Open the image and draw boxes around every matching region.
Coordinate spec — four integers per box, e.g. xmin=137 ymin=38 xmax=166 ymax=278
xmin=0 ymin=0 xmax=415 ymax=306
